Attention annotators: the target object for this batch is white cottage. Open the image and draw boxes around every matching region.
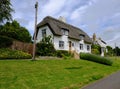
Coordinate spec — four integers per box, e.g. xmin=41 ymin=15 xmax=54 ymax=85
xmin=36 ymin=16 xmax=92 ymax=54
xmin=93 ymin=33 xmax=107 ymax=56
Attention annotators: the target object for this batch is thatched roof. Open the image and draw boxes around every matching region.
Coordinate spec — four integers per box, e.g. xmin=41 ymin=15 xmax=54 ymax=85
xmin=37 ymin=16 xmax=92 ymax=44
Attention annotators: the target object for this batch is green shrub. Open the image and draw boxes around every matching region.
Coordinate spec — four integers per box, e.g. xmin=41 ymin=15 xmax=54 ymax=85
xmin=0 ymin=35 xmax=13 ymax=48
xmin=80 ymin=53 xmax=113 ymax=66
xmin=91 ymin=49 xmax=100 ymax=55
xmin=91 ymin=44 xmax=101 ymax=55
xmin=36 ymin=42 xmax=56 ymax=56
xmin=56 ymin=50 xmax=73 ymax=59
xmin=36 ymin=36 xmax=56 ymax=56
xmin=0 ymin=48 xmax=32 ymax=59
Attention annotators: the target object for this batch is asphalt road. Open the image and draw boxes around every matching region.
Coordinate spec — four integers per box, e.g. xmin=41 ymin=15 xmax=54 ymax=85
xmin=82 ymin=71 xmax=120 ymax=89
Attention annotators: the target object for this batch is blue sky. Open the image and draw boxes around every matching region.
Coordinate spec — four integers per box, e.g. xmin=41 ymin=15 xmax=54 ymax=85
xmin=11 ymin=0 xmax=120 ymax=47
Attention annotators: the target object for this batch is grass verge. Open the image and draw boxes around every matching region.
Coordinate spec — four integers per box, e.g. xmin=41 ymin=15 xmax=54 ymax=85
xmin=0 ymin=58 xmax=120 ymax=89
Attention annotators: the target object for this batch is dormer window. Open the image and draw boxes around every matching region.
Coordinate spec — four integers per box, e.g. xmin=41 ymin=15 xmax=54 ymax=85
xmin=61 ymin=28 xmax=69 ymax=36
xmin=80 ymin=34 xmax=85 ymax=40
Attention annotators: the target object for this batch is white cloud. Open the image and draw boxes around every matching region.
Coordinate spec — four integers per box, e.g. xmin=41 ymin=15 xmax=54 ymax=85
xmin=70 ymin=5 xmax=88 ymax=20
xmin=41 ymin=0 xmax=66 ymax=15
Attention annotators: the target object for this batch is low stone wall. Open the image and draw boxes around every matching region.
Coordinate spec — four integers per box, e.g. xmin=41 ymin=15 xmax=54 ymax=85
xmin=10 ymin=41 xmax=33 ymax=55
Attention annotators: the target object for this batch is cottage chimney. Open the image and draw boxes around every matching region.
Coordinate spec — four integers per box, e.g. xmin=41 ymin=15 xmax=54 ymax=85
xmin=98 ymin=37 xmax=101 ymax=40
xmin=93 ymin=33 xmax=96 ymax=41
xmin=58 ymin=16 xmax=66 ymax=23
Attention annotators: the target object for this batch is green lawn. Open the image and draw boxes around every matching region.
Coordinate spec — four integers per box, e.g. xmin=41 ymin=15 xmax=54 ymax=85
xmin=0 ymin=58 xmax=120 ymax=89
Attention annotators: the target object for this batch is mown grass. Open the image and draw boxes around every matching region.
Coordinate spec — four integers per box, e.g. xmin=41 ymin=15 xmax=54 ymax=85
xmin=0 ymin=58 xmax=120 ymax=89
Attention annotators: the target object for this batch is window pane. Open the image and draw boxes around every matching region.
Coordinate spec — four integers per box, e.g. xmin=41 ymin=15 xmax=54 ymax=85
xmin=87 ymin=45 xmax=90 ymax=51
xmin=42 ymin=29 xmax=46 ymax=37
xmin=61 ymin=29 xmax=68 ymax=36
xmin=80 ymin=34 xmax=85 ymax=40
xmin=80 ymin=44 xmax=83 ymax=50
xmin=59 ymin=41 xmax=64 ymax=49
xmin=72 ymin=43 xmax=74 ymax=47
xmin=65 ymin=31 xmax=68 ymax=35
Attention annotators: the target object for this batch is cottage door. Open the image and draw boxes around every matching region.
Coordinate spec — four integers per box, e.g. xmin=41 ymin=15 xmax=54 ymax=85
xmin=69 ymin=41 xmax=72 ymax=52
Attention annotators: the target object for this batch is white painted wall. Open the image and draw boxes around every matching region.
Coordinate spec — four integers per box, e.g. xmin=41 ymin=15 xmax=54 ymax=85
xmin=79 ymin=40 xmax=91 ymax=53
xmin=36 ymin=25 xmax=91 ymax=53
xmin=54 ymin=35 xmax=69 ymax=50
xmin=36 ymin=26 xmax=53 ymax=43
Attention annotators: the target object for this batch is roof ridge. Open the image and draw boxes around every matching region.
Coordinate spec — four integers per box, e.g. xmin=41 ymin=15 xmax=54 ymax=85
xmin=44 ymin=16 xmax=83 ymax=32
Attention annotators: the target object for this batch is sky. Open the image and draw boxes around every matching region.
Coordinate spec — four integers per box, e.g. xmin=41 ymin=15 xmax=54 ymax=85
xmin=11 ymin=0 xmax=120 ymax=48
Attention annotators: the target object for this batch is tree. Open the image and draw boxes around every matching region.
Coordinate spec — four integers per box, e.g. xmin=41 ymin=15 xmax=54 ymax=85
xmin=0 ymin=0 xmax=14 ymax=24
xmin=17 ymin=27 xmax=31 ymax=42
xmin=113 ymin=47 xmax=120 ymax=56
xmin=106 ymin=46 xmax=114 ymax=56
xmin=91 ymin=44 xmax=101 ymax=55
xmin=0 ymin=20 xmax=31 ymax=42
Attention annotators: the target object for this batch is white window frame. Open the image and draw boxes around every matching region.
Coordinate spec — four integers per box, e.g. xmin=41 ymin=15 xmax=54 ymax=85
xmin=72 ymin=42 xmax=74 ymax=47
xmin=80 ymin=44 xmax=83 ymax=50
xmin=59 ymin=41 xmax=64 ymax=49
xmin=61 ymin=29 xmax=68 ymax=36
xmin=42 ymin=29 xmax=46 ymax=37
xmin=87 ymin=45 xmax=90 ymax=51
xmin=80 ymin=34 xmax=85 ymax=40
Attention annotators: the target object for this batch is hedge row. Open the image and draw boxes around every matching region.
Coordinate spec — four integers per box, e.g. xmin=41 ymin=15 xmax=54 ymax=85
xmin=0 ymin=35 xmax=13 ymax=48
xmin=0 ymin=48 xmax=32 ymax=59
xmin=80 ymin=53 xmax=113 ymax=66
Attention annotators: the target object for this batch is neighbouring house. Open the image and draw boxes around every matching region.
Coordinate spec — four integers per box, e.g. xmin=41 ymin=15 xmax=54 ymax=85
xmin=92 ymin=33 xmax=107 ymax=56
xmin=36 ymin=16 xmax=92 ymax=55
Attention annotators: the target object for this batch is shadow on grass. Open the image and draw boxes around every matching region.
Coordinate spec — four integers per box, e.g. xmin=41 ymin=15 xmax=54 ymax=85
xmin=65 ymin=66 xmax=83 ymax=70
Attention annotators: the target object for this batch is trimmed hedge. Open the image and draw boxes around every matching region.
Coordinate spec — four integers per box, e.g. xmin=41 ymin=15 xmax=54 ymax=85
xmin=0 ymin=35 xmax=13 ymax=48
xmin=0 ymin=48 xmax=32 ymax=59
xmin=80 ymin=53 xmax=113 ymax=66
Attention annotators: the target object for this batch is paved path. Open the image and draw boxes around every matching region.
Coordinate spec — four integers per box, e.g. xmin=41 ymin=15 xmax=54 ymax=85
xmin=82 ymin=71 xmax=120 ymax=89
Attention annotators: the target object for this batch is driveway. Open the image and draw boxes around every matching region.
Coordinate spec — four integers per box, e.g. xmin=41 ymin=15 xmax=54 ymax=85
xmin=81 ymin=71 xmax=120 ymax=89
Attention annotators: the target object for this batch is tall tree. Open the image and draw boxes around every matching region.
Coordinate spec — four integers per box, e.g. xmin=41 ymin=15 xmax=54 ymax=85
xmin=106 ymin=46 xmax=114 ymax=56
xmin=0 ymin=20 xmax=31 ymax=43
xmin=0 ymin=0 xmax=14 ymax=24
xmin=113 ymin=47 xmax=120 ymax=56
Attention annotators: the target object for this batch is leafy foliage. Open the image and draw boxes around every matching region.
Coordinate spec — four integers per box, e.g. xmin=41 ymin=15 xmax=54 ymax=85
xmin=106 ymin=46 xmax=114 ymax=56
xmin=0 ymin=20 xmax=31 ymax=42
xmin=0 ymin=0 xmax=14 ymax=24
xmin=91 ymin=44 xmax=101 ymax=55
xmin=36 ymin=35 xmax=56 ymax=56
xmin=0 ymin=48 xmax=32 ymax=59
xmin=113 ymin=47 xmax=120 ymax=56
xmin=0 ymin=35 xmax=13 ymax=48
xmin=56 ymin=50 xmax=73 ymax=59
xmin=80 ymin=53 xmax=113 ymax=66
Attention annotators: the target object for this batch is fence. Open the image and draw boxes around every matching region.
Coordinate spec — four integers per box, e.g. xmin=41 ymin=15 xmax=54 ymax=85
xmin=10 ymin=41 xmax=33 ymax=55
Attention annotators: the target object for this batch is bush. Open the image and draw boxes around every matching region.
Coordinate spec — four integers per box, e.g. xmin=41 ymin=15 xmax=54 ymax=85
xmin=91 ymin=44 xmax=101 ymax=55
xmin=91 ymin=49 xmax=100 ymax=55
xmin=80 ymin=53 xmax=113 ymax=66
xmin=0 ymin=48 xmax=32 ymax=59
xmin=36 ymin=42 xmax=56 ymax=56
xmin=36 ymin=36 xmax=56 ymax=56
xmin=56 ymin=50 xmax=73 ymax=59
xmin=0 ymin=35 xmax=13 ymax=48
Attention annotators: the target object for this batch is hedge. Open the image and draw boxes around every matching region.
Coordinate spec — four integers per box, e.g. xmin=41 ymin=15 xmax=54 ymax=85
xmin=0 ymin=35 xmax=13 ymax=48
xmin=80 ymin=53 xmax=113 ymax=66
xmin=0 ymin=48 xmax=32 ymax=59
